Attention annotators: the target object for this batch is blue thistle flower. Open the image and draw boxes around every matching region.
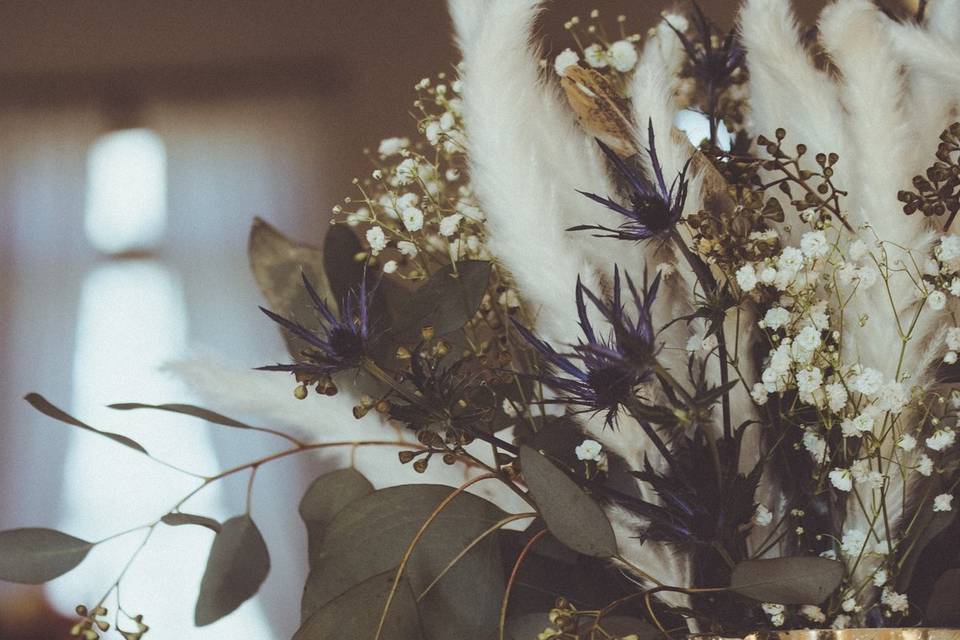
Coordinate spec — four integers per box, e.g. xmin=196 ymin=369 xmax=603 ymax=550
xmin=665 ymin=3 xmax=743 ymax=90
xmin=512 ymin=268 xmax=661 ymax=427
xmin=570 ymin=121 xmax=691 ymax=241
xmin=258 ymin=272 xmax=371 ymax=380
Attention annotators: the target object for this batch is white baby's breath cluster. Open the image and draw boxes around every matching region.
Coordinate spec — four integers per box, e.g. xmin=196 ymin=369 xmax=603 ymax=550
xmin=551 ymin=9 xmax=643 ymax=83
xmin=334 ymin=66 xmax=494 ymax=282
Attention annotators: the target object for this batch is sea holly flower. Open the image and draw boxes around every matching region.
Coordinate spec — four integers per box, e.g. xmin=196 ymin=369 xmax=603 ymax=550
xmin=571 ymin=121 xmax=691 ymax=241
xmin=663 ymin=2 xmax=743 ymax=89
xmin=258 ymin=272 xmax=372 ymax=381
xmin=512 ymin=269 xmax=661 ymax=427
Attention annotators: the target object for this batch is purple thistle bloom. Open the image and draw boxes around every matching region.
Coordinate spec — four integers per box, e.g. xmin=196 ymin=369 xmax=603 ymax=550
xmin=258 ymin=272 xmax=371 ymax=378
xmin=664 ymin=3 xmax=743 ymax=89
xmin=512 ymin=268 xmax=661 ymax=427
xmin=570 ymin=121 xmax=691 ymax=241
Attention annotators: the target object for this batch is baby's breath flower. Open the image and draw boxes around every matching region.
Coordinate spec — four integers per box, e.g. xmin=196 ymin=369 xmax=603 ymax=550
xmin=366 ymin=226 xmax=388 ymax=255
xmin=917 ymin=454 xmax=934 ymax=476
xmin=830 ymin=468 xmax=853 ymax=492
xmin=382 ymin=260 xmax=398 ymax=274
xmin=928 ymin=289 xmax=947 ymax=310
xmin=401 ymin=206 xmax=424 ymax=232
xmin=395 ymin=158 xmax=418 ymax=185
xmin=397 ymin=240 xmax=418 ymax=258
xmin=841 ymin=528 xmax=867 ymax=556
xmin=926 ymin=428 xmax=956 ymax=451
xmin=439 ymin=213 xmax=463 ymax=237
xmin=800 ymin=230 xmax=829 ymax=259
xmin=607 ymin=40 xmax=638 ymax=72
xmin=574 ymin=439 xmax=604 ymax=462
xmin=583 ymin=43 xmax=608 ymax=68
xmin=874 ymin=568 xmax=889 ymax=586
xmin=736 ymin=264 xmax=758 ymax=292
xmin=897 ymin=433 xmax=917 ymax=451
xmin=378 ymin=136 xmax=409 ymax=158
xmin=801 ymin=605 xmax=826 ymax=623
xmin=760 ymin=307 xmax=790 ymax=330
xmin=934 ymin=493 xmax=954 ymax=512
xmin=554 ymin=48 xmax=580 ymax=76
xmin=881 ymin=588 xmax=909 ymax=613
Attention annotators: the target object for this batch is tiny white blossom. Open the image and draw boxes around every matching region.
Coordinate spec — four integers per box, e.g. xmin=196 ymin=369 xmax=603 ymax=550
xmin=801 ymin=605 xmax=826 ymax=623
xmin=881 ymin=588 xmax=909 ymax=613
xmin=848 ymin=239 xmax=868 ymax=261
xmin=760 ymin=307 xmax=791 ymax=330
xmin=397 ymin=240 xmax=418 ymax=258
xmin=841 ymin=529 xmax=867 ymax=556
xmin=366 ymin=226 xmax=388 ymax=255
xmin=439 ymin=214 xmax=463 ymax=237
xmin=736 ymin=264 xmax=758 ymax=292
xmin=850 ymin=459 xmax=883 ymax=489
xmin=401 ymin=206 xmax=424 ymax=232
xmin=830 ymin=468 xmax=853 ymax=492
xmin=583 ymin=43 xmax=608 ymax=68
xmin=425 ymin=121 xmax=442 ymax=145
xmin=928 ymin=290 xmax=947 ymax=311
xmin=934 ymin=493 xmax=954 ymax=512
xmin=795 ymin=325 xmax=822 ymax=353
xmin=575 ymin=439 xmax=604 ymax=462
xmin=873 ymin=568 xmax=888 ymax=587
xmin=439 ymin=111 xmax=456 ymax=131
xmin=382 ymin=260 xmax=398 ymax=274
xmin=750 ymin=382 xmax=769 ymax=405
xmin=803 ymin=430 xmax=827 ymax=460
xmin=761 ymin=603 xmax=785 ymax=627
xmin=395 ymin=158 xmax=418 ymax=185
xmin=777 ymin=246 xmax=805 ymax=272
xmin=897 ymin=433 xmax=917 ymax=451
xmin=796 ymin=367 xmax=823 ymax=396
xmin=876 ymin=382 xmax=908 ymax=414
xmin=759 ymin=266 xmax=778 ymax=284
xmin=377 ymin=137 xmax=410 ymax=158
xmin=849 ymin=367 xmax=883 ymax=396
xmin=608 ymin=40 xmax=638 ymax=72
xmin=826 ymin=383 xmax=848 ymax=413
xmin=753 ymin=504 xmax=773 ymax=526
xmin=841 ymin=598 xmax=857 ymax=613
xmin=841 ymin=413 xmax=874 ymax=438
xmin=554 ymin=48 xmax=580 ymax=76
xmin=948 ymin=327 xmax=960 ymax=351
xmin=926 ymin=428 xmax=956 ymax=451
xmin=832 ymin=614 xmax=851 ymax=629
xmin=917 ymin=454 xmax=934 ymax=476
xmin=951 ymin=277 xmax=960 ymax=297
xmin=800 ymin=230 xmax=829 ymax=259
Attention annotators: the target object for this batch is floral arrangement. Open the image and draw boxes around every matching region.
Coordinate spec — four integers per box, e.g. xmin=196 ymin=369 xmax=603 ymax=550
xmin=4 ymin=0 xmax=960 ymax=638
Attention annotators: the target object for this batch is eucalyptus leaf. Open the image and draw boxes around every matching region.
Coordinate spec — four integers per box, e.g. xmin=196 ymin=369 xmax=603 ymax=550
xmin=248 ymin=217 xmax=332 ymax=356
xmin=161 ymin=513 xmax=222 ymax=534
xmin=896 ymin=499 xmax=956 ymax=592
xmin=0 ymin=528 xmax=94 ymax=584
xmin=926 ymin=568 xmax=960 ymax=626
xmin=195 ymin=516 xmax=270 ymax=626
xmin=24 ymin=393 xmax=147 ymax=454
xmin=294 ymin=570 xmax=424 ymax=640
xmin=299 ymin=468 xmax=374 ymax=566
xmin=519 ymin=446 xmax=617 ymax=558
xmin=730 ymin=557 xmax=843 ymax=605
xmin=108 ymin=403 xmax=257 ymax=431
xmin=394 ymin=261 xmax=491 ymax=341
xmin=304 ymin=484 xmax=506 ymax=639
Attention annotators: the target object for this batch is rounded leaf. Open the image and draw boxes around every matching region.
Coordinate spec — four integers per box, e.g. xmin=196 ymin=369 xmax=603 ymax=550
xmin=299 ymin=468 xmax=374 ymax=564
xmin=0 ymin=528 xmax=93 ymax=584
xmin=519 ymin=446 xmax=617 ymax=558
xmin=730 ymin=557 xmax=844 ymax=605
xmin=195 ymin=516 xmax=270 ymax=626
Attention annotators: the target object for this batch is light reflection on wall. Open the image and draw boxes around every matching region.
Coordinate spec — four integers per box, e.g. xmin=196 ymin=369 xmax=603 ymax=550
xmin=46 ymin=129 xmax=273 ymax=638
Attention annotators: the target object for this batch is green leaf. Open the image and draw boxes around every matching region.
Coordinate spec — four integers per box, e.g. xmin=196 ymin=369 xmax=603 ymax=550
xmin=294 ymin=570 xmax=424 ymax=640
xmin=0 ymin=528 xmax=94 ymax=584
xmin=730 ymin=557 xmax=844 ymax=604
xmin=304 ymin=484 xmax=506 ymax=639
xmin=248 ymin=217 xmax=333 ymax=356
xmin=927 ymin=568 xmax=960 ymax=626
xmin=161 ymin=513 xmax=222 ymax=534
xmin=195 ymin=515 xmax=270 ymax=626
xmin=298 ymin=468 xmax=374 ymax=566
xmin=519 ymin=445 xmax=617 ymax=558
xmin=394 ymin=261 xmax=491 ymax=341
xmin=108 ymin=403 xmax=258 ymax=431
xmin=24 ymin=393 xmax=148 ymax=454
xmin=323 ymin=225 xmax=365 ymax=304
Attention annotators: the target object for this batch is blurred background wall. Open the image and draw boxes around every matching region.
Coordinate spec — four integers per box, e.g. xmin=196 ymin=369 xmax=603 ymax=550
xmin=0 ymin=0 xmax=859 ymax=637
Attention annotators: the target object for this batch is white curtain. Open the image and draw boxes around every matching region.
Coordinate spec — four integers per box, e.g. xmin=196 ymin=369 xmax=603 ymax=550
xmin=0 ymin=95 xmax=343 ymax=638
